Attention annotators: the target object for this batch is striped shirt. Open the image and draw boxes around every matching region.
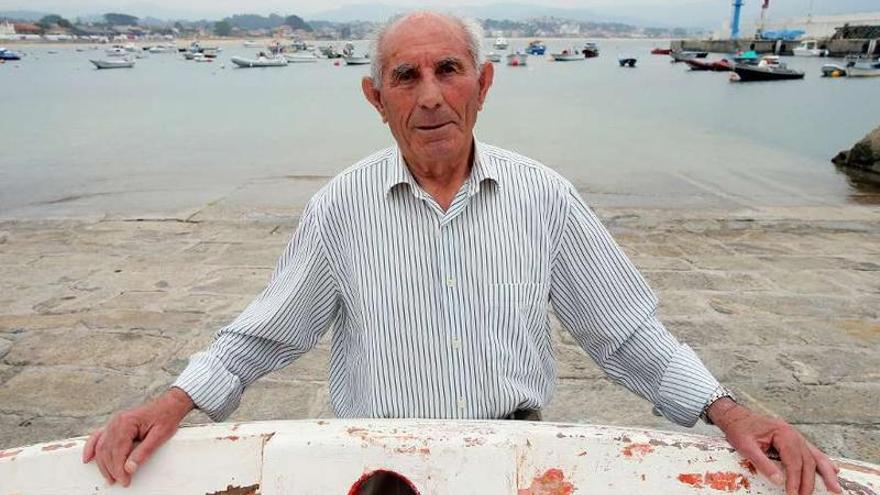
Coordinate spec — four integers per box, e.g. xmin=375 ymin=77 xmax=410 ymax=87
xmin=174 ymin=140 xmax=722 ymax=427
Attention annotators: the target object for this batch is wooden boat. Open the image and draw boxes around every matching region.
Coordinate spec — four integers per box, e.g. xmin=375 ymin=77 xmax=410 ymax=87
xmin=686 ymin=58 xmax=733 ymax=72
xmin=90 ymin=59 xmax=135 ymax=69
xmin=733 ymin=57 xmax=805 ymax=82
xmin=651 ymin=47 xmax=672 ymax=55
xmin=2 ymin=420 xmax=878 ymax=494
xmin=230 ymin=56 xmax=287 ymax=68
xmin=618 ymin=57 xmax=637 ymax=68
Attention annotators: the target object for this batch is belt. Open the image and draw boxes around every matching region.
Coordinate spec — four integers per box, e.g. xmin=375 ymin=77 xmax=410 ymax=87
xmin=504 ymin=409 xmax=542 ymax=421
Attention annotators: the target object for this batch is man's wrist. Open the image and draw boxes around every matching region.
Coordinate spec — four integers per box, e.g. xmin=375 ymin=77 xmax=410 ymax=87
xmin=706 ymin=397 xmax=740 ymax=426
xmin=701 ymin=386 xmax=737 ymax=425
xmin=160 ymin=387 xmax=195 ymax=417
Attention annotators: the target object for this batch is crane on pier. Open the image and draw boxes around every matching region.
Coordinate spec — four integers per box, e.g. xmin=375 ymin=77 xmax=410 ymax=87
xmin=730 ymin=0 xmax=744 ymax=39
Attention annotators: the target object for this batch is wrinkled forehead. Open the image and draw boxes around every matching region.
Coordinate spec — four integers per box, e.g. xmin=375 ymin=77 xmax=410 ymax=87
xmin=380 ymin=15 xmax=473 ymax=71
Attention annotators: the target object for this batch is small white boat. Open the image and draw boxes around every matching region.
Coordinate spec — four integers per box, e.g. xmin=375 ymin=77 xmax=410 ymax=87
xmin=192 ymin=53 xmax=213 ymax=63
xmin=793 ymin=40 xmax=829 ymax=57
xmin=343 ymin=56 xmax=370 ymax=65
xmin=506 ymin=52 xmax=527 ymax=66
xmin=90 ymin=58 xmax=135 ymax=69
xmin=231 ymin=55 xmax=288 ymax=68
xmin=105 ymin=47 xmax=127 ymax=57
xmin=847 ymin=59 xmax=880 ymax=77
xmin=285 ymin=52 xmax=318 ymax=63
xmin=243 ymin=40 xmax=258 ymax=47
xmin=821 ymin=63 xmax=847 ymax=77
xmin=493 ymin=37 xmax=509 ymax=50
xmin=486 ymin=52 xmax=502 ymax=63
xmin=124 ymin=43 xmax=137 ymax=52
xmin=148 ymin=45 xmax=171 ymax=54
xmin=552 ymin=50 xmax=583 ymax=61
xmin=2 ymin=420 xmax=878 ymax=494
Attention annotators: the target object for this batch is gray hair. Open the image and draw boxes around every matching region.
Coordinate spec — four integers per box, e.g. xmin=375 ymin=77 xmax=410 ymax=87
xmin=369 ymin=11 xmax=485 ymax=89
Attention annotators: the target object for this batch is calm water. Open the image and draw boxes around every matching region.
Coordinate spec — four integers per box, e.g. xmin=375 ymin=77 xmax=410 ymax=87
xmin=1 ymin=39 xmax=878 ymax=218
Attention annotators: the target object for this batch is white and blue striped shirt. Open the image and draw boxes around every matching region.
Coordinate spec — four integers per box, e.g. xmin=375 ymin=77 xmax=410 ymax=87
xmin=174 ymin=140 xmax=721 ymax=427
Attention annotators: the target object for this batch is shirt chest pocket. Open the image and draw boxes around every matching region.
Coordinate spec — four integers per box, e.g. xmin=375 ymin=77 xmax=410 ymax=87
xmin=485 ymin=283 xmax=549 ymax=340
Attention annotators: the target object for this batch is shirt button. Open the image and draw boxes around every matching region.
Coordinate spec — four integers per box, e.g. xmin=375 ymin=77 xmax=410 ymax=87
xmin=452 ymin=337 xmax=462 ymax=350
xmin=457 ymin=398 xmax=467 ymax=410
xmin=445 ymin=277 xmax=455 ymax=288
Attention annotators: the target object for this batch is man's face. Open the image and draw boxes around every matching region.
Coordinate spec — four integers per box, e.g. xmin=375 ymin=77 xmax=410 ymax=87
xmin=362 ymin=15 xmax=493 ymax=166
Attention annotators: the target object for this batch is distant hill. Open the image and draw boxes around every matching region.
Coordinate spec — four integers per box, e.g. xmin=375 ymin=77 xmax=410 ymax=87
xmin=0 ymin=10 xmax=50 ymax=21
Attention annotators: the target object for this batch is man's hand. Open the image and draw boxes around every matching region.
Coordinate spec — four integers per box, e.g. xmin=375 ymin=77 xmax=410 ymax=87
xmin=708 ymin=398 xmax=842 ymax=495
xmin=82 ymin=387 xmax=194 ymax=487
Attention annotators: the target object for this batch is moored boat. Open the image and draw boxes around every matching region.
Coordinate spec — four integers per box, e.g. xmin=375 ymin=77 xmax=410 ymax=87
xmin=90 ymin=58 xmax=135 ymax=69
xmin=793 ymin=40 xmax=829 ymax=57
xmin=343 ymin=56 xmax=370 ymax=65
xmin=506 ymin=51 xmax=527 ymax=66
xmin=2 ymin=420 xmax=878 ymax=494
xmin=847 ymin=59 xmax=880 ymax=78
xmin=732 ymin=56 xmax=805 ymax=81
xmin=486 ymin=52 xmax=502 ymax=63
xmin=493 ymin=37 xmax=508 ymax=50
xmin=552 ymin=49 xmax=583 ymax=61
xmin=733 ymin=50 xmax=759 ymax=64
xmin=821 ymin=63 xmax=847 ymax=77
xmin=284 ymin=52 xmax=318 ymax=63
xmin=651 ymin=47 xmax=672 ymax=55
xmin=671 ymin=50 xmax=709 ymax=62
xmin=618 ymin=56 xmax=637 ymax=68
xmin=230 ymin=56 xmax=287 ymax=68
xmin=0 ymin=47 xmax=22 ymax=60
xmin=525 ymin=40 xmax=545 ymax=55
xmin=582 ymin=42 xmax=600 ymax=58
xmin=686 ymin=58 xmax=733 ymax=72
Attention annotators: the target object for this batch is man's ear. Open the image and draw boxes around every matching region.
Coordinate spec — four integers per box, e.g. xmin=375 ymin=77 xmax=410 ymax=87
xmin=476 ymin=62 xmax=494 ymax=111
xmin=361 ymin=77 xmax=387 ymax=123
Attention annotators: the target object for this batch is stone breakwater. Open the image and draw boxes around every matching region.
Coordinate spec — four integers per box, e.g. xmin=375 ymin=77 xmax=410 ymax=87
xmin=0 ymin=205 xmax=878 ymax=463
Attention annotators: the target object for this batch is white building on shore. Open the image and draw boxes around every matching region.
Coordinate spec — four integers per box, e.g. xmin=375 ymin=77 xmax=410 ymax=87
xmin=750 ymin=11 xmax=880 ymax=39
xmin=0 ymin=21 xmax=16 ymax=40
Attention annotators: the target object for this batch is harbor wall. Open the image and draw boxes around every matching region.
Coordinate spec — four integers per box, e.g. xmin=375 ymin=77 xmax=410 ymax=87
xmin=672 ymin=38 xmax=880 ymax=57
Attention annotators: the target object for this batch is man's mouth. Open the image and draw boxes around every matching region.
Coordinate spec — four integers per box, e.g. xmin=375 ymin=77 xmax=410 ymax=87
xmin=415 ymin=122 xmax=452 ymax=131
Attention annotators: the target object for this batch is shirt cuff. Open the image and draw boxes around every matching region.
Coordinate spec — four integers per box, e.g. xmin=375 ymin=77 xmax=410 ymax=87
xmin=172 ymin=352 xmax=244 ymax=422
xmin=653 ymin=344 xmax=721 ymax=427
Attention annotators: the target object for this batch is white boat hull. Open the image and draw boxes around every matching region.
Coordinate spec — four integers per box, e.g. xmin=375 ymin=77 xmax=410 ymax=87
xmin=793 ymin=48 xmax=829 ymax=57
xmin=552 ymin=53 xmax=583 ymax=61
xmin=90 ymin=59 xmax=134 ymax=69
xmin=344 ymin=56 xmax=370 ymax=65
xmin=848 ymin=67 xmax=880 ymax=77
xmin=284 ymin=53 xmax=318 ymax=63
xmin=1 ymin=420 xmax=877 ymax=494
xmin=231 ymin=56 xmax=287 ymax=68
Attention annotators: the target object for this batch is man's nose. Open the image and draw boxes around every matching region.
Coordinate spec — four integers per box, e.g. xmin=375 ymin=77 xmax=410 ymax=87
xmin=415 ymin=75 xmax=443 ymax=110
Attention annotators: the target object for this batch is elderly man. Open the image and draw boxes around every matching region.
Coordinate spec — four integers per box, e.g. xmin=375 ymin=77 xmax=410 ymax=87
xmin=84 ymin=11 xmax=840 ymax=495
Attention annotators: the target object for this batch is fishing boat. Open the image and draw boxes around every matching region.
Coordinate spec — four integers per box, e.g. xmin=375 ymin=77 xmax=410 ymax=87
xmin=284 ymin=52 xmax=318 ymax=63
xmin=525 ymin=40 xmax=545 ymax=55
xmin=671 ymin=50 xmax=709 ymax=62
xmin=90 ymin=58 xmax=135 ymax=69
xmin=793 ymin=40 xmax=829 ymax=57
xmin=486 ymin=52 xmax=502 ymax=63
xmin=342 ymin=42 xmax=370 ymax=65
xmin=618 ymin=56 xmax=637 ymax=68
xmin=651 ymin=47 xmax=672 ymax=55
xmin=732 ymin=56 xmax=805 ymax=82
xmin=582 ymin=42 xmax=600 ymax=58
xmin=821 ymin=63 xmax=848 ymax=77
xmin=493 ymin=37 xmax=509 ymax=50
xmin=733 ymin=50 xmax=759 ymax=63
xmin=506 ymin=51 xmax=527 ymax=66
xmin=0 ymin=47 xmax=22 ymax=60
xmin=552 ymin=49 xmax=583 ymax=61
xmin=2 ymin=420 xmax=878 ymax=494
xmin=686 ymin=58 xmax=734 ymax=72
xmin=230 ymin=55 xmax=288 ymax=68
xmin=847 ymin=59 xmax=880 ymax=77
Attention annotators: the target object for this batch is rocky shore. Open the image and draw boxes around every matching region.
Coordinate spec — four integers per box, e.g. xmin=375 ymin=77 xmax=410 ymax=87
xmin=0 ymin=205 xmax=878 ymax=463
xmin=834 ymin=125 xmax=880 ymax=178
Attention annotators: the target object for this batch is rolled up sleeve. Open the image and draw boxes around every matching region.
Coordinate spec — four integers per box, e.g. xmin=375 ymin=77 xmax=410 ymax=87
xmin=550 ymin=186 xmax=719 ymax=427
xmin=173 ymin=196 xmax=340 ymax=421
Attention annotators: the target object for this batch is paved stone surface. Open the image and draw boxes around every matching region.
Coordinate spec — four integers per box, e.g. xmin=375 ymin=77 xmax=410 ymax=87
xmin=1 ymin=205 xmax=878 ymax=465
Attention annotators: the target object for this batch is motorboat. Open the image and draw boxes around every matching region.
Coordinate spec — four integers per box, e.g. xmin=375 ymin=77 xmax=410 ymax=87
xmin=284 ymin=52 xmax=318 ymax=63
xmin=793 ymin=40 xmax=829 ymax=57
xmin=192 ymin=53 xmax=213 ymax=63
xmin=0 ymin=47 xmax=22 ymax=60
xmin=651 ymin=47 xmax=672 ymax=55
xmin=582 ymin=42 xmax=600 ymax=58
xmin=230 ymin=55 xmax=288 ymax=68
xmin=148 ymin=45 xmax=172 ymax=54
xmin=486 ymin=52 xmax=502 ymax=63
xmin=525 ymin=40 xmax=545 ymax=55
xmin=105 ymin=46 xmax=128 ymax=57
xmin=847 ymin=59 xmax=880 ymax=77
xmin=552 ymin=49 xmax=584 ymax=61
xmin=90 ymin=58 xmax=135 ymax=69
xmin=506 ymin=51 xmax=527 ymax=66
xmin=732 ymin=56 xmax=805 ymax=81
xmin=821 ymin=63 xmax=847 ymax=77
xmin=2 ymin=420 xmax=879 ymax=494
xmin=618 ymin=56 xmax=637 ymax=68
xmin=493 ymin=37 xmax=508 ymax=50
xmin=342 ymin=42 xmax=370 ymax=65
xmin=671 ymin=50 xmax=709 ymax=62
xmin=243 ymin=40 xmax=258 ymax=47
xmin=318 ymin=45 xmax=342 ymax=58
xmin=685 ymin=58 xmax=733 ymax=71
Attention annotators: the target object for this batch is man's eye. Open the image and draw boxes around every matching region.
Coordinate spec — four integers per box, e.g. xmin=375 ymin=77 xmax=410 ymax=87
xmin=439 ymin=64 xmax=458 ymax=74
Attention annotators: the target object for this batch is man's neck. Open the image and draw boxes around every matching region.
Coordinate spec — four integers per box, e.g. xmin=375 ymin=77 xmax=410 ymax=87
xmin=403 ymin=141 xmax=474 ymax=211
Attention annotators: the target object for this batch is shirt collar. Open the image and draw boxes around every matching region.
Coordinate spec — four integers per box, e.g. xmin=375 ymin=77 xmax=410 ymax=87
xmin=384 ymin=138 xmax=500 ymax=197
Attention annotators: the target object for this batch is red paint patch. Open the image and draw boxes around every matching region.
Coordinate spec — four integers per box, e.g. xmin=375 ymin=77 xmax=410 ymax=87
xmin=738 ymin=459 xmax=757 ymax=475
xmin=41 ymin=442 xmax=77 ymax=451
xmin=518 ymin=468 xmax=575 ymax=495
xmin=678 ymin=473 xmax=704 ymax=488
xmin=0 ymin=449 xmax=22 ymax=459
xmin=622 ymin=443 xmax=654 ymax=459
